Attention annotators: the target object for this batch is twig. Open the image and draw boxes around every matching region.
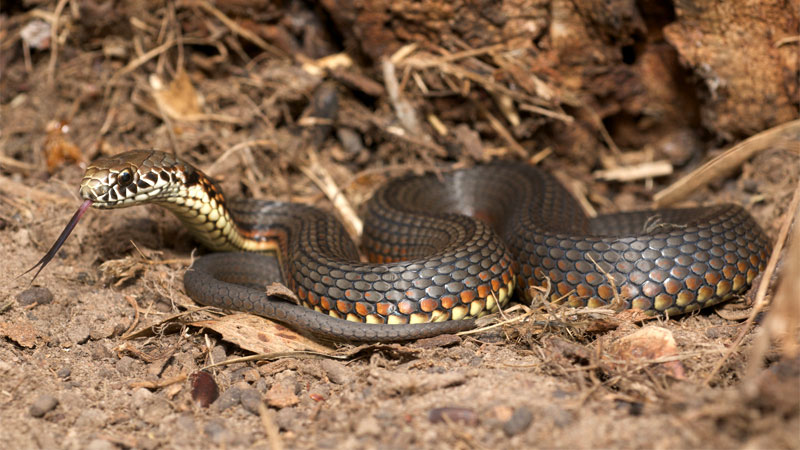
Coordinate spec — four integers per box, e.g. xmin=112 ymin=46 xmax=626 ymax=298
xmin=482 ymin=109 xmax=527 ymax=157
xmin=655 ymin=120 xmax=800 ymax=206
xmin=205 ymin=140 xmax=276 ymax=177
xmin=192 ymin=0 xmax=287 ymax=59
xmin=299 ymin=153 xmax=363 ymax=241
xmin=107 ymin=38 xmax=176 ymax=95
xmin=703 ymin=177 xmax=800 ymax=385
xmin=47 ymin=0 xmax=70 ymax=87
xmin=519 ymin=103 xmax=575 ymax=124
xmin=594 ymin=160 xmax=674 ymax=182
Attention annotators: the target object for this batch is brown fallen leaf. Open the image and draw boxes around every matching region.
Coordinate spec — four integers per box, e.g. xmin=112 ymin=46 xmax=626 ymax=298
xmin=0 ymin=320 xmax=43 ymax=348
xmin=190 ymin=313 xmax=334 ymax=355
xmin=190 ymin=371 xmax=220 ymax=407
xmin=43 ymin=120 xmax=83 ymax=173
xmin=607 ymin=326 xmax=686 ymax=379
xmin=150 ymin=68 xmax=203 ymax=120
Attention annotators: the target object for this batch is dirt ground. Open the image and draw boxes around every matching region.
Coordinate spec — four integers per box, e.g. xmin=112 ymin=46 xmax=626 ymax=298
xmin=1 ymin=1 xmax=799 ymax=449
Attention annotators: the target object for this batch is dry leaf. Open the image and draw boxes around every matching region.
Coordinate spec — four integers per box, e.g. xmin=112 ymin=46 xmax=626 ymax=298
xmin=190 ymin=313 xmax=334 ymax=355
xmin=0 ymin=320 xmax=42 ymax=348
xmin=608 ymin=326 xmax=686 ymax=379
xmin=151 ymin=69 xmax=203 ymax=120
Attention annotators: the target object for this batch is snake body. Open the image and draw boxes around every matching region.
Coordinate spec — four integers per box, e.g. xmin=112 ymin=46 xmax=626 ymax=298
xmin=78 ymin=150 xmax=770 ymax=342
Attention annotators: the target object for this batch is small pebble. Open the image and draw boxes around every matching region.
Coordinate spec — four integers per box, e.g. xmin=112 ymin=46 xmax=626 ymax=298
xmin=354 ymin=416 xmax=380 ymax=437
xmin=66 ymin=326 xmax=91 ymax=346
xmin=265 ymin=381 xmax=299 ymax=408
xmin=116 ymin=356 xmax=139 ymax=374
xmin=57 ymin=367 xmax=71 ymax=379
xmin=274 ymin=407 xmax=303 ymax=432
xmin=30 ymin=394 xmax=59 ymax=417
xmin=209 ymin=345 xmax=227 ymax=365
xmin=239 ymin=388 xmax=263 ymax=415
xmin=131 ymin=387 xmax=155 ymax=409
xmin=503 ymin=406 xmax=533 ymax=436
xmin=428 ymin=407 xmax=478 ymax=426
xmin=320 ymin=359 xmax=352 ymax=385
xmin=16 ymin=287 xmax=54 ymax=306
xmin=215 ymin=387 xmax=243 ymax=412
xmin=75 ymin=408 xmax=108 ymax=428
xmin=204 ymin=419 xmax=234 ymax=445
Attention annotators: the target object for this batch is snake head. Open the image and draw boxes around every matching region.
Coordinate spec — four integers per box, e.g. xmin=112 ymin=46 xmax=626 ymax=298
xmin=79 ymin=150 xmax=185 ymax=208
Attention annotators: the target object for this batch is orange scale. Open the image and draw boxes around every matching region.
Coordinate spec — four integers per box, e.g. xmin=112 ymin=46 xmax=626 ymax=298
xmin=336 ymin=300 xmax=351 ymax=314
xmin=575 ymin=284 xmax=591 ymax=297
xmin=419 ymin=298 xmax=438 ymax=313
xmin=461 ymin=290 xmax=477 ymax=303
xmin=355 ymin=302 xmax=369 ymax=316
xmin=320 ymin=296 xmax=331 ymax=310
xmin=704 ymin=272 xmax=722 ymax=285
xmin=476 ymin=285 xmax=490 ymax=299
xmin=398 ymin=300 xmax=415 ymax=315
xmin=597 ymin=285 xmax=614 ymax=300
xmin=565 ymin=272 xmax=580 ymax=284
xmin=376 ymin=302 xmax=392 ymax=316
xmin=441 ymin=295 xmax=457 ymax=309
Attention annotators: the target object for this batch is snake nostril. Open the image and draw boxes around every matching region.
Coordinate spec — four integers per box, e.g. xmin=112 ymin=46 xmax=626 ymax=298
xmin=80 ymin=183 xmax=108 ymax=199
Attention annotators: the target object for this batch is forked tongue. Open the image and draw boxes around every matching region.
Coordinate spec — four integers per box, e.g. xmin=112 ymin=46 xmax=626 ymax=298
xmin=22 ymin=199 xmax=93 ymax=282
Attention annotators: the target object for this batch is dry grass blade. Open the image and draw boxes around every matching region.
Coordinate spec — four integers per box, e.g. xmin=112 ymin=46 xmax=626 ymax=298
xmin=655 ymin=119 xmax=800 ymax=206
xmin=46 ymin=0 xmax=70 ymax=87
xmin=594 ymin=160 xmax=674 ymax=182
xmin=745 ymin=185 xmax=800 ymax=384
xmin=299 ymin=153 xmax=363 ymax=240
xmin=704 ymin=178 xmax=800 ymax=385
xmin=258 ymin=402 xmax=284 ymax=450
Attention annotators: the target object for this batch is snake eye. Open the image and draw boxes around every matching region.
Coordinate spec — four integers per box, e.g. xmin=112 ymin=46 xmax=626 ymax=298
xmin=117 ymin=169 xmax=133 ymax=187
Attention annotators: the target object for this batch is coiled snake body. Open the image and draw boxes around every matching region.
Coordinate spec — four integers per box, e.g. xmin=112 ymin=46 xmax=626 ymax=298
xmin=71 ymin=150 xmax=769 ymax=342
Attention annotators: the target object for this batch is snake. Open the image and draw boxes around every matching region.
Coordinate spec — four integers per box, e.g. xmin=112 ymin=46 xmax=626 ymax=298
xmin=31 ymin=150 xmax=770 ymax=342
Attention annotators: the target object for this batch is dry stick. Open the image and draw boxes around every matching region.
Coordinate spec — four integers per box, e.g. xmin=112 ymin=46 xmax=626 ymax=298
xmin=483 ymin=109 xmax=527 ymax=158
xmin=703 ymin=178 xmax=800 ymax=385
xmin=205 ymin=140 xmax=275 ymax=177
xmin=193 ymin=0 xmax=286 ymax=59
xmin=46 ymin=0 xmax=70 ymax=87
xmin=594 ymin=160 xmax=674 ymax=182
xmin=401 ymin=54 xmax=573 ymax=120
xmin=106 ymin=38 xmax=176 ymax=95
xmin=299 ymin=153 xmax=363 ymax=241
xmin=654 ymin=119 xmax=800 ymax=207
xmin=519 ymin=103 xmax=575 ymax=124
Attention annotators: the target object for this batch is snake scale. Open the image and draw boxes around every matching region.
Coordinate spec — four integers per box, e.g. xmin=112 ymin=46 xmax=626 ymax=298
xmin=37 ymin=150 xmax=770 ymax=342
